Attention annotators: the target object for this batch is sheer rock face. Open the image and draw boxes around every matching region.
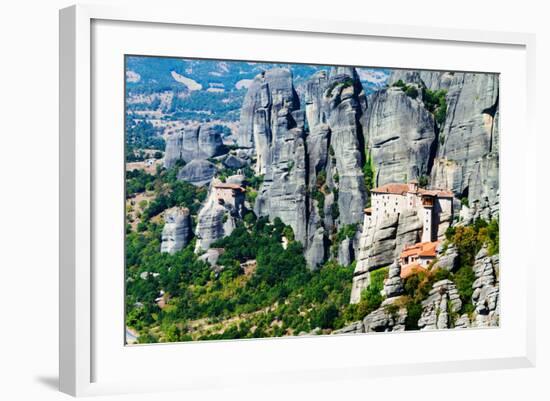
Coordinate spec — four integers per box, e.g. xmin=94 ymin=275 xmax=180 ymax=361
xmin=418 ymin=279 xmax=462 ymax=330
xmin=164 ymin=125 xmax=226 ymax=168
xmin=324 ymin=67 xmax=367 ymax=226
xmin=245 ymin=70 xmax=309 ymax=247
xmin=431 ymin=73 xmax=499 ymax=208
xmin=160 ymin=207 xmax=193 ymax=254
xmin=351 ymin=210 xmax=422 ymax=303
xmin=176 ymin=159 xmax=217 ymax=186
xmin=363 ymin=87 xmax=436 ymax=186
xmin=388 ymin=70 xmax=499 ymax=215
xmin=237 ymin=68 xmax=299 ymax=153
xmin=302 ymin=68 xmax=367 ymax=268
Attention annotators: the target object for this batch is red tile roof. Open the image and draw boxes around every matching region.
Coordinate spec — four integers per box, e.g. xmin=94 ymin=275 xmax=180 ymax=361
xmin=371 ymin=182 xmax=454 ymax=198
xmin=417 ymin=188 xmax=454 ymax=198
xmin=371 ymin=183 xmax=410 ymax=195
xmin=400 ymin=241 xmax=440 ymax=259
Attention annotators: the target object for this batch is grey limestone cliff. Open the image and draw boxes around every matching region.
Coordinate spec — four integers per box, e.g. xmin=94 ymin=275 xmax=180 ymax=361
xmin=160 ymin=207 xmax=193 ymax=254
xmin=363 ymin=86 xmax=436 ymax=186
xmin=164 ymin=125 xmax=226 ymax=168
xmin=430 ymin=73 xmax=499 ymax=215
xmin=242 ymin=69 xmax=310 ymax=251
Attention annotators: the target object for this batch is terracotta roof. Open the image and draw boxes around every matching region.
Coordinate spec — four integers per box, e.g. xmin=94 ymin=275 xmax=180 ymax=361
xmin=417 ymin=188 xmax=454 ymax=198
xmin=213 ymin=183 xmax=245 ymax=192
xmin=371 ymin=182 xmax=454 ymax=198
xmin=400 ymin=263 xmax=427 ymax=279
xmin=371 ymin=183 xmax=410 ymax=195
xmin=400 ymin=241 xmax=440 ymax=259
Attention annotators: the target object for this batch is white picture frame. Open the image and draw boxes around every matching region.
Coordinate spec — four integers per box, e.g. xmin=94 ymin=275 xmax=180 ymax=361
xmin=59 ymin=3 xmax=536 ymax=397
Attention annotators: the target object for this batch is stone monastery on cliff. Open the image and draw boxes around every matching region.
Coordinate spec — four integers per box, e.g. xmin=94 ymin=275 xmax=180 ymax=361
xmin=366 ymin=180 xmax=453 ymax=243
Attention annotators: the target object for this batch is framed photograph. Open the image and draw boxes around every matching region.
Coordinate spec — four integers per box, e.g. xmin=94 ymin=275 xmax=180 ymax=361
xmin=59 ymin=4 xmax=536 ymax=396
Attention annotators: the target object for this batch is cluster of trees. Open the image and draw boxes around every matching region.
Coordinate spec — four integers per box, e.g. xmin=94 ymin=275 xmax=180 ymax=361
xmin=125 ymin=120 xmax=165 ymax=161
xmin=422 ymin=87 xmax=448 ymax=125
xmin=363 ymin=149 xmax=376 ymax=205
xmin=392 ymin=79 xmax=419 ymax=99
xmin=126 ymin=212 xmax=358 ymax=343
xmin=141 ymin=169 xmax=208 ymax=219
xmin=126 ymin=169 xmax=156 ymax=195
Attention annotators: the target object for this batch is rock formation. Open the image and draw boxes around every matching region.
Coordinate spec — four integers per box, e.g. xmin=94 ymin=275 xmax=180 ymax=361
xmin=301 ymin=67 xmax=367 ymax=267
xmin=418 ymin=279 xmax=462 ymax=330
xmin=177 ymin=159 xmax=217 ymax=186
xmin=323 ymin=67 xmax=367 ymax=226
xmin=164 ymin=125 xmax=226 ymax=168
xmin=194 ymin=177 xmax=245 ymax=252
xmin=363 ymin=298 xmax=407 ymax=332
xmin=194 ymin=198 xmax=235 ymax=252
xmin=471 ymin=246 xmax=500 ymax=327
xmin=223 ymin=154 xmax=247 ymax=169
xmin=351 ymin=210 xmax=423 ymax=303
xmin=160 ymin=207 xmax=193 ymax=254
xmin=242 ymin=69 xmax=310 ymax=253
xmin=429 ymin=73 xmax=499 ymax=217
xmin=363 ymin=86 xmax=436 ymax=186
xmin=383 ymin=260 xmax=404 ymax=298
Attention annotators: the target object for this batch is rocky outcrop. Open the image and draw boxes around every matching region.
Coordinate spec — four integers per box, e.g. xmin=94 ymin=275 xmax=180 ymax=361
xmin=332 ymin=320 xmax=364 ymax=334
xmin=223 ymin=154 xmax=247 ymax=169
xmin=237 ymin=68 xmax=299 ymax=155
xmin=164 ymin=125 xmax=226 ymax=168
xmin=471 ymin=246 xmax=500 ymax=327
xmin=363 ymin=298 xmax=407 ymax=332
xmin=177 ymin=159 xmax=217 ymax=186
xmin=383 ymin=260 xmax=404 ymax=298
xmin=194 ymin=198 xmax=235 ymax=252
xmin=194 ymin=178 xmax=245 ymax=252
xmin=305 ymin=226 xmax=327 ymax=269
xmin=363 ymin=86 xmax=436 ymax=186
xmin=418 ymin=279 xmax=462 ymax=330
xmin=432 ymin=243 xmax=458 ymax=272
xmin=160 ymin=207 xmax=193 ymax=254
xmin=467 ymin=152 xmax=499 ymax=220
xmin=198 ymin=248 xmax=223 ymax=267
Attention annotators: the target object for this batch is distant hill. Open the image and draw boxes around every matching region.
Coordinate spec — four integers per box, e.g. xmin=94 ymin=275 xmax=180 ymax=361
xmin=125 ymin=56 xmax=389 ymax=122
